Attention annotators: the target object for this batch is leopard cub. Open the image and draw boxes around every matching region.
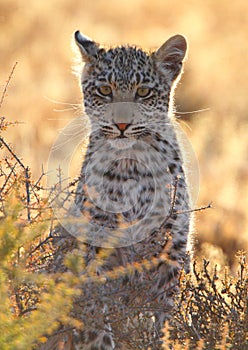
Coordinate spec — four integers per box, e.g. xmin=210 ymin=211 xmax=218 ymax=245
xmin=42 ymin=31 xmax=194 ymax=350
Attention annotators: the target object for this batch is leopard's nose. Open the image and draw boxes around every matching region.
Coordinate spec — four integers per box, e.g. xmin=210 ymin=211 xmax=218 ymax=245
xmin=115 ymin=123 xmax=130 ymax=131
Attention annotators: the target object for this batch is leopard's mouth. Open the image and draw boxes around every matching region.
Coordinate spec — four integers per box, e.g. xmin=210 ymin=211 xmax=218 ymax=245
xmin=116 ymin=135 xmax=128 ymax=139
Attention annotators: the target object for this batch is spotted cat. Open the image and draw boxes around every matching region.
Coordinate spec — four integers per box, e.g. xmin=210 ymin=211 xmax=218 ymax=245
xmin=41 ymin=31 xmax=193 ymax=350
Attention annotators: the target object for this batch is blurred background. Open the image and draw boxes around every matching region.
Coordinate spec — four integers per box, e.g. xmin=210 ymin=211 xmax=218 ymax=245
xmin=1 ymin=0 xmax=248 ymax=268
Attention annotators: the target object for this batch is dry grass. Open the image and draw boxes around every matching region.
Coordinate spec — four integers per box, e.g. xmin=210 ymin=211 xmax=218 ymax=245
xmin=0 ymin=136 xmax=247 ymax=349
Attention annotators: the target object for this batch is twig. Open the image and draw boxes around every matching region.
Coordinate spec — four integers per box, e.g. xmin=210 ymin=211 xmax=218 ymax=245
xmin=0 ymin=161 xmax=17 ymax=194
xmin=33 ymin=164 xmax=46 ymax=188
xmin=25 ymin=167 xmax=31 ymax=221
xmin=0 ymin=62 xmax=18 ymax=109
xmin=176 ymin=202 xmax=212 ymax=215
xmin=0 ymin=137 xmax=31 ymax=221
xmin=0 ymin=137 xmax=26 ymax=168
xmin=158 ymin=176 xmax=179 ymax=230
xmin=29 ymin=235 xmax=54 ymax=256
xmin=19 ymin=307 xmax=38 ymax=316
xmin=28 ymin=167 xmax=48 ymax=205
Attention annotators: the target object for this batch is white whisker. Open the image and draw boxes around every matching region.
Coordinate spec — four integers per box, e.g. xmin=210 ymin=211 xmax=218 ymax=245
xmin=175 ymin=107 xmax=210 ymax=117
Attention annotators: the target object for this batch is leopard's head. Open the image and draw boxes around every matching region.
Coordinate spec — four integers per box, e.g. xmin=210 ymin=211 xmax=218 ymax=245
xmin=75 ymin=31 xmax=187 ymax=148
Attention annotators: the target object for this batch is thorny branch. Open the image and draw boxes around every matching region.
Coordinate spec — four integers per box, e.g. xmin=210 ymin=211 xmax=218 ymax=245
xmin=158 ymin=175 xmax=212 ymax=232
xmin=0 ymin=136 xmax=32 ymax=221
xmin=176 ymin=202 xmax=213 ymax=215
xmin=0 ymin=61 xmax=18 ymax=109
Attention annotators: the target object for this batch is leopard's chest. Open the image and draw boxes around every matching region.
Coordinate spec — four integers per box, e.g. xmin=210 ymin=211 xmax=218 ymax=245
xmin=74 ymin=138 xmax=184 ymax=246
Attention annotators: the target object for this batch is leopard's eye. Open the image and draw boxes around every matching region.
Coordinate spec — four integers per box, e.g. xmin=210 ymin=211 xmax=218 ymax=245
xmin=136 ymin=87 xmax=152 ymax=98
xmin=97 ymin=85 xmax=112 ymax=96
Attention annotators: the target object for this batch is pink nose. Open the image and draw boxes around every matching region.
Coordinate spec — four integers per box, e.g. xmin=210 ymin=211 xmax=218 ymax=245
xmin=116 ymin=123 xmax=129 ymax=131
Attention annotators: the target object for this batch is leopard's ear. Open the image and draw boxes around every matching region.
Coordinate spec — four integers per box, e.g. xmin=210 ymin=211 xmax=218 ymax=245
xmin=74 ymin=31 xmax=100 ymax=62
xmin=154 ymin=35 xmax=187 ymax=81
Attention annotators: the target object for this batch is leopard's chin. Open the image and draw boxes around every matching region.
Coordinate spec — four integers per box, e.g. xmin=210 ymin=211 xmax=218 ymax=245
xmin=108 ymin=138 xmax=135 ymax=149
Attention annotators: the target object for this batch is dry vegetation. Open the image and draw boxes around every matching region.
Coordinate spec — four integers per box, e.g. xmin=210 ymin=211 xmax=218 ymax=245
xmin=1 ymin=0 xmax=248 ymax=349
xmin=0 ymin=125 xmax=247 ymax=348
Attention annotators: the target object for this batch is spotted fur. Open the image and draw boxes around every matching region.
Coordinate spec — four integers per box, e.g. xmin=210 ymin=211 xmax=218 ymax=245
xmin=44 ymin=32 xmax=193 ymax=350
